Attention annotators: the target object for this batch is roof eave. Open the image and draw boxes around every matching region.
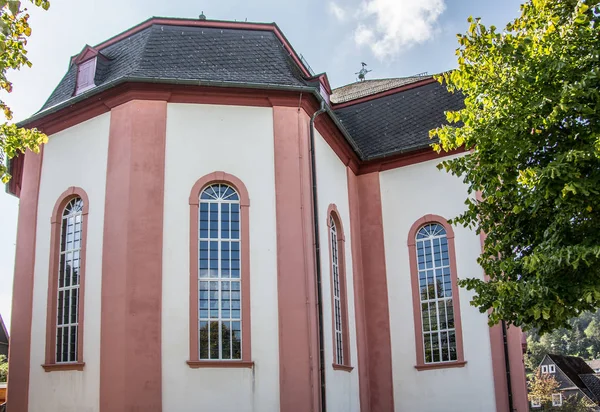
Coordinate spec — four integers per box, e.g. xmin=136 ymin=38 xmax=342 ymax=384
xmin=18 ymin=77 xmax=317 ymax=128
xmin=17 ymin=75 xmax=364 ymax=161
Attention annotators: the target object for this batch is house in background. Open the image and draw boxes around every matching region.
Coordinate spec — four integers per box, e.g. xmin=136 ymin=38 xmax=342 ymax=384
xmin=533 ymin=354 xmax=600 ymax=409
xmin=588 ymin=359 xmax=600 ymax=373
xmin=0 ymin=315 xmax=8 ymax=358
xmin=5 ymin=16 xmax=529 ymax=412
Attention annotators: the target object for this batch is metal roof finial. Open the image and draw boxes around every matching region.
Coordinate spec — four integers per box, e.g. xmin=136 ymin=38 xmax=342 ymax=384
xmin=199 ymin=11 xmax=206 ymax=20
xmin=355 ymin=62 xmax=372 ymax=82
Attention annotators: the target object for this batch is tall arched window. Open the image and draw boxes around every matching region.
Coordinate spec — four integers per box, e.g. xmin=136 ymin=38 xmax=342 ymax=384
xmin=198 ymin=184 xmax=241 ymax=360
xmin=408 ymin=215 xmax=465 ymax=370
xmin=328 ymin=204 xmax=352 ymax=371
xmin=56 ymin=198 xmax=84 ymax=363
xmin=188 ymin=172 xmax=252 ymax=367
xmin=44 ymin=187 xmax=89 ymax=371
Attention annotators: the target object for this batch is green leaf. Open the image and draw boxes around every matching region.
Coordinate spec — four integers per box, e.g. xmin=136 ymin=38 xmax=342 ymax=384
xmin=429 ymin=0 xmax=600 ymax=333
xmin=7 ymin=0 xmax=20 ymax=15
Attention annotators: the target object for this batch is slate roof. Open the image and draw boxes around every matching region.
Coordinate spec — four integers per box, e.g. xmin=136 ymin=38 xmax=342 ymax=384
xmin=548 ymin=354 xmax=600 ymax=401
xmin=331 ymin=76 xmax=429 ymax=104
xmin=581 ymin=374 xmax=600 ymax=402
xmin=33 ymin=17 xmax=466 ymax=165
xmin=42 ymin=21 xmax=309 ymax=111
xmin=334 ymin=79 xmax=464 ymax=161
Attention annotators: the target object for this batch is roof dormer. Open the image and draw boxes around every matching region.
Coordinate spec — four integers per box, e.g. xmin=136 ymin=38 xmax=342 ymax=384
xmin=72 ymin=45 xmax=108 ymax=95
xmin=308 ymin=73 xmax=332 ymax=106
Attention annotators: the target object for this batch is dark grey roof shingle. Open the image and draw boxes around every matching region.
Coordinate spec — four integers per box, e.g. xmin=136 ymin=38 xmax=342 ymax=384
xmin=549 ymin=354 xmax=597 ymax=397
xmin=41 ymin=23 xmax=308 ymax=111
xmin=333 ymin=80 xmax=464 ymax=161
xmin=38 ymin=19 xmax=467 ymax=162
xmin=580 ymin=374 xmax=600 ymax=402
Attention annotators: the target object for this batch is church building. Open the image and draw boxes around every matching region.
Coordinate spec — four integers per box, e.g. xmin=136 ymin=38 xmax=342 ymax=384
xmin=6 ymin=16 xmax=528 ymax=412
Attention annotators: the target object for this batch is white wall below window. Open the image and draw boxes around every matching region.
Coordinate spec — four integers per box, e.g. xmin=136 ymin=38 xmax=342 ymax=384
xmin=380 ymin=155 xmax=497 ymax=412
xmin=29 ymin=113 xmax=110 ymax=412
xmin=314 ymin=130 xmax=361 ymax=412
xmin=162 ymin=103 xmax=279 ymax=412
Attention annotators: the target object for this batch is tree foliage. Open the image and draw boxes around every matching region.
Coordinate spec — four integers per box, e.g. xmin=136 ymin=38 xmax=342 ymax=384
xmin=527 ymin=368 xmax=591 ymax=411
xmin=528 ymin=367 xmax=560 ymax=406
xmin=0 ymin=0 xmax=49 ymax=184
xmin=431 ymin=0 xmax=600 ymax=333
xmin=525 ymin=309 xmax=600 ymax=373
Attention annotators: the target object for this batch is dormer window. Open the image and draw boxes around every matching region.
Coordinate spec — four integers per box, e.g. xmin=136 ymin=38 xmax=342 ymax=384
xmin=72 ymin=45 xmax=107 ymax=96
xmin=76 ymin=58 xmax=96 ymax=94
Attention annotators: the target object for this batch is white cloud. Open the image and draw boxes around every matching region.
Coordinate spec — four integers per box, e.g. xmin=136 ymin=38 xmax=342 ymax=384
xmin=352 ymin=0 xmax=446 ymax=59
xmin=328 ymin=2 xmax=347 ymax=21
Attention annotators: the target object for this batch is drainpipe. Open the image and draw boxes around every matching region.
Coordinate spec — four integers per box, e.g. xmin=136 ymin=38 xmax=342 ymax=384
xmin=309 ymin=101 xmax=328 ymax=412
xmin=502 ymin=320 xmax=514 ymax=411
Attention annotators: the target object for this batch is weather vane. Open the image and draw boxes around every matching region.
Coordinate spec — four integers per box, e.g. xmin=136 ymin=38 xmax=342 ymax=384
xmin=355 ymin=62 xmax=372 ymax=82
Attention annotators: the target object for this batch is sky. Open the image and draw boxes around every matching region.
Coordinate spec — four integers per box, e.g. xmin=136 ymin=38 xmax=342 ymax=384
xmin=0 ymin=0 xmax=524 ymax=331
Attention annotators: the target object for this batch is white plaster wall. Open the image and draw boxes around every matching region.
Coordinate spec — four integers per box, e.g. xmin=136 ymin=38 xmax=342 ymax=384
xmin=162 ymin=104 xmax=279 ymax=412
xmin=29 ymin=113 xmax=110 ymax=412
xmin=380 ymin=155 xmax=497 ymax=412
xmin=314 ymin=131 xmax=360 ymax=412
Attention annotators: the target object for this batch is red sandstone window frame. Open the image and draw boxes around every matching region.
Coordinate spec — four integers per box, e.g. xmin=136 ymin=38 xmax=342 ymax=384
xmin=187 ymin=171 xmax=253 ymax=368
xmin=408 ymin=214 xmax=466 ymax=371
xmin=327 ymin=204 xmax=353 ymax=372
xmin=43 ymin=186 xmax=89 ymax=372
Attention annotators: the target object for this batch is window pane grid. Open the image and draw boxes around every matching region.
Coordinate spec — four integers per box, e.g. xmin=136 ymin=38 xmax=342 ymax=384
xmin=330 ymin=216 xmax=344 ymax=365
xmin=416 ymin=223 xmax=457 ymax=364
xmin=198 ymin=184 xmax=242 ymax=361
xmin=56 ymin=197 xmax=83 ymax=363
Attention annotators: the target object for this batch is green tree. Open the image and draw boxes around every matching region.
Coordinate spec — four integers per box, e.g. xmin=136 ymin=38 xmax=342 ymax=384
xmin=0 ymin=355 xmax=7 ymax=382
xmin=0 ymin=0 xmax=50 ymax=183
xmin=431 ymin=0 xmax=600 ymax=333
xmin=528 ymin=367 xmax=560 ymax=408
xmin=524 ymin=309 xmax=600 ymax=374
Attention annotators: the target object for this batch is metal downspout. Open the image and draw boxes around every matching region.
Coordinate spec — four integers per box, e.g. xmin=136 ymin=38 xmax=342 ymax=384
xmin=502 ymin=320 xmax=514 ymax=411
xmin=309 ymin=101 xmax=328 ymax=412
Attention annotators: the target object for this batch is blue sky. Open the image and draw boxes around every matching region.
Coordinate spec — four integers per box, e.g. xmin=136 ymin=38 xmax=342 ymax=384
xmin=0 ymin=0 xmax=524 ymax=329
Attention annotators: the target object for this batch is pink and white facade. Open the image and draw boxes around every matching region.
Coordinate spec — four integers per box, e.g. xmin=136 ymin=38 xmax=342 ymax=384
xmin=6 ymin=17 xmax=528 ymax=412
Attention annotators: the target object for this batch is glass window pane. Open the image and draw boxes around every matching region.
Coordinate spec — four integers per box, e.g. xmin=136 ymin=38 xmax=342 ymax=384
xmin=199 ymin=321 xmax=209 ymax=359
xmin=232 ymin=321 xmax=241 ymax=359
xmin=424 ymin=333 xmax=432 ymax=363
xmin=222 ymin=321 xmax=231 ymax=359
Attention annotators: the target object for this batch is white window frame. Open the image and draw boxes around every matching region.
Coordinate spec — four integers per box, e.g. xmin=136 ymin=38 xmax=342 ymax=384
xmin=198 ymin=184 xmax=242 ymax=361
xmin=330 ymin=216 xmax=344 ymax=365
xmin=552 ymin=393 xmax=562 ymax=406
xmin=549 ymin=364 xmax=556 ymax=373
xmin=542 ymin=365 xmax=548 ymax=374
xmin=531 ymin=398 xmax=541 ymax=408
xmin=416 ymin=223 xmax=457 ymax=364
xmin=56 ymin=197 xmax=83 ymax=363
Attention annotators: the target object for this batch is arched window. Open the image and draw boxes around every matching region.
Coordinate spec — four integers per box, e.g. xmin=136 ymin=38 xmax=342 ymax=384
xmin=188 ymin=172 xmax=252 ymax=367
xmin=44 ymin=187 xmax=89 ymax=371
xmin=408 ymin=215 xmax=465 ymax=370
xmin=198 ymin=184 xmax=241 ymax=360
xmin=328 ymin=205 xmax=352 ymax=371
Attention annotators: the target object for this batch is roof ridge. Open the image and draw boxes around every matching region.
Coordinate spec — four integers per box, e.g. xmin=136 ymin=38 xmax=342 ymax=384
xmin=93 ymin=17 xmax=277 ymax=51
xmin=331 ymin=75 xmax=436 ymax=106
xmin=333 ymin=75 xmax=429 ymax=91
xmin=129 ymin=24 xmax=164 ymax=77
